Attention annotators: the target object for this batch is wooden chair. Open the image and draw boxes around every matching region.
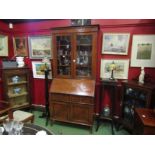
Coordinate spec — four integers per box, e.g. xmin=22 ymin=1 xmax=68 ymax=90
xmin=0 ymin=100 xmax=34 ymax=124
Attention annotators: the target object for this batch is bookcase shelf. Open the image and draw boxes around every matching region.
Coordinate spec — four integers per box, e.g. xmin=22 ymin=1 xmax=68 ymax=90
xmin=2 ymin=67 xmax=31 ymax=110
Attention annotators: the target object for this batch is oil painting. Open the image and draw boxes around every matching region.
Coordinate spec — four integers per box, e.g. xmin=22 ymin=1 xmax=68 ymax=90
xmin=29 ymin=36 xmax=52 ymax=59
xmin=13 ymin=37 xmax=28 ymax=57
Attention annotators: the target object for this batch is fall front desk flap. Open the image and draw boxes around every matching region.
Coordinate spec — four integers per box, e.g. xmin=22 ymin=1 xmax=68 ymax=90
xmin=49 ymin=78 xmax=95 ymax=97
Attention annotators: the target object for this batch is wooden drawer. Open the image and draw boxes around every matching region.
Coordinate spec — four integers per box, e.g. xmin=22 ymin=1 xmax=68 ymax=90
xmin=81 ymin=96 xmax=94 ymax=104
xmin=70 ymin=95 xmax=94 ymax=104
xmin=50 ymin=93 xmax=69 ymax=102
xmin=70 ymin=95 xmax=80 ymax=103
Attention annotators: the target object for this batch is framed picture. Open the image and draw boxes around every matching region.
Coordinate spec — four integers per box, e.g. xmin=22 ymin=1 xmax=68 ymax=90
xmin=32 ymin=61 xmax=52 ymax=79
xmin=100 ymin=59 xmax=129 ymax=79
xmin=102 ymin=33 xmax=130 ymax=55
xmin=28 ymin=36 xmax=52 ymax=59
xmin=13 ymin=37 xmax=28 ymax=57
xmin=0 ymin=35 xmax=8 ymax=56
xmin=130 ymin=35 xmax=155 ymax=67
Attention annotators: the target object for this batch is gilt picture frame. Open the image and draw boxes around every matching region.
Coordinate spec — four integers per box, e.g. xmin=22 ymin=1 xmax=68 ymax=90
xmin=130 ymin=35 xmax=155 ymax=67
xmin=13 ymin=36 xmax=28 ymax=57
xmin=0 ymin=35 xmax=8 ymax=56
xmin=100 ymin=59 xmax=129 ymax=79
xmin=28 ymin=36 xmax=52 ymax=59
xmin=32 ymin=61 xmax=52 ymax=79
xmin=102 ymin=33 xmax=130 ymax=55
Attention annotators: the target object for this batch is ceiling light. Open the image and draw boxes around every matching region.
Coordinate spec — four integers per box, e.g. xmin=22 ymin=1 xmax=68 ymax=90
xmin=9 ymin=23 xmax=13 ymax=29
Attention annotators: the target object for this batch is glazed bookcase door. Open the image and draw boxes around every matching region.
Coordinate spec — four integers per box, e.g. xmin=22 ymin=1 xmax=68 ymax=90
xmin=53 ymin=34 xmax=73 ymax=78
xmin=2 ymin=68 xmax=31 ymax=110
xmin=75 ymin=33 xmax=93 ymax=78
xmin=52 ymin=26 xmax=98 ymax=79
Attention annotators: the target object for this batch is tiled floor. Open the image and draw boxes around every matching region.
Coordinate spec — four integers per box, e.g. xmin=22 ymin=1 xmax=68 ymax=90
xmin=33 ymin=110 xmax=130 ymax=135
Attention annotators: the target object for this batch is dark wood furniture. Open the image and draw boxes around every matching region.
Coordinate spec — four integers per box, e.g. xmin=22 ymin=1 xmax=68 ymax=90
xmin=2 ymin=67 xmax=31 ymax=110
xmin=49 ymin=78 xmax=95 ymax=129
xmin=0 ymin=100 xmax=34 ymax=124
xmin=49 ymin=26 xmax=98 ymax=130
xmin=0 ymin=100 xmax=13 ymax=124
xmin=121 ymin=80 xmax=155 ymax=132
xmin=39 ymin=68 xmax=51 ymax=126
xmin=96 ymin=79 xmax=118 ymax=134
xmin=52 ymin=25 xmax=98 ymax=79
xmin=134 ymin=108 xmax=155 ymax=135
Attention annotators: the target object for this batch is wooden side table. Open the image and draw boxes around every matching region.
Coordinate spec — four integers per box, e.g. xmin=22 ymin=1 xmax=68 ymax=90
xmin=96 ymin=79 xmax=118 ymax=134
xmin=134 ymin=108 xmax=155 ymax=135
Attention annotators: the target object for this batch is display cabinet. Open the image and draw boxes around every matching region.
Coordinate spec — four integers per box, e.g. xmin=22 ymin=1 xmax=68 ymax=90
xmin=49 ymin=78 xmax=95 ymax=129
xmin=52 ymin=25 xmax=98 ymax=79
xmin=2 ymin=67 xmax=31 ymax=110
xmin=121 ymin=80 xmax=155 ymax=131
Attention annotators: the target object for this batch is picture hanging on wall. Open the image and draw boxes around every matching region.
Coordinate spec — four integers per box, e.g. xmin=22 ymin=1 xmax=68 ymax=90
xmin=102 ymin=33 xmax=130 ymax=55
xmin=0 ymin=35 xmax=8 ymax=56
xmin=130 ymin=35 xmax=155 ymax=67
xmin=13 ymin=37 xmax=28 ymax=57
xmin=28 ymin=36 xmax=52 ymax=59
xmin=32 ymin=61 xmax=52 ymax=79
xmin=100 ymin=59 xmax=129 ymax=79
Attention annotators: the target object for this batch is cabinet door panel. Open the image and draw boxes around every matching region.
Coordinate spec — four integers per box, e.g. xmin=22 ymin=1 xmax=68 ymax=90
xmin=75 ymin=34 xmax=92 ymax=78
xmin=53 ymin=34 xmax=73 ymax=78
xmin=51 ymin=102 xmax=69 ymax=121
xmin=70 ymin=103 xmax=94 ymax=125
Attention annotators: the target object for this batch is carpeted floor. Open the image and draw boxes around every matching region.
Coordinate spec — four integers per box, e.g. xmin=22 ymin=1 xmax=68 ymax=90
xmin=32 ymin=110 xmax=130 ymax=135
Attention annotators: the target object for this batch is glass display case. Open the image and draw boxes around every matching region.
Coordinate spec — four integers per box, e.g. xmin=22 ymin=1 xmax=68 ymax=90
xmin=2 ymin=67 xmax=31 ymax=110
xmin=52 ymin=25 xmax=98 ymax=79
xmin=121 ymin=80 xmax=155 ymax=131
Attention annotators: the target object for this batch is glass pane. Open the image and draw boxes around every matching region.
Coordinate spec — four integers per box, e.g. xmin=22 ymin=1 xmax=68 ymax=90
xmin=56 ymin=36 xmax=71 ymax=76
xmin=76 ymin=35 xmax=92 ymax=77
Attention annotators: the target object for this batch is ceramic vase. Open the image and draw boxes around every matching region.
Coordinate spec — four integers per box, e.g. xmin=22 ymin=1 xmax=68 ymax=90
xmin=16 ymin=57 xmax=25 ymax=67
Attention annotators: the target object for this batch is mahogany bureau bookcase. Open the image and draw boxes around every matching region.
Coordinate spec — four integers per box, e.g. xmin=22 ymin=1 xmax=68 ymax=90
xmin=49 ymin=25 xmax=98 ymax=130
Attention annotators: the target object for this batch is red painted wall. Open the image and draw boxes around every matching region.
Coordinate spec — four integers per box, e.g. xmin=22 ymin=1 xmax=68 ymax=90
xmin=0 ymin=19 xmax=155 ymax=116
xmin=92 ymin=19 xmax=155 ymax=115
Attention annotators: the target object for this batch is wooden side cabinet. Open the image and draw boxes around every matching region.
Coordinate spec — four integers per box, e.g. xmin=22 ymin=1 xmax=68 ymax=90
xmin=134 ymin=108 xmax=155 ymax=135
xmin=121 ymin=80 xmax=155 ymax=132
xmin=2 ymin=67 xmax=31 ymax=110
xmin=49 ymin=78 xmax=95 ymax=128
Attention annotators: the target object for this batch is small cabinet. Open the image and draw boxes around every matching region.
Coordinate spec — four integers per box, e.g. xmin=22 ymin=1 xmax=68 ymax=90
xmin=52 ymin=25 xmax=98 ymax=79
xmin=49 ymin=78 xmax=95 ymax=128
xmin=2 ymin=67 xmax=31 ymax=110
xmin=121 ymin=80 xmax=155 ymax=131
